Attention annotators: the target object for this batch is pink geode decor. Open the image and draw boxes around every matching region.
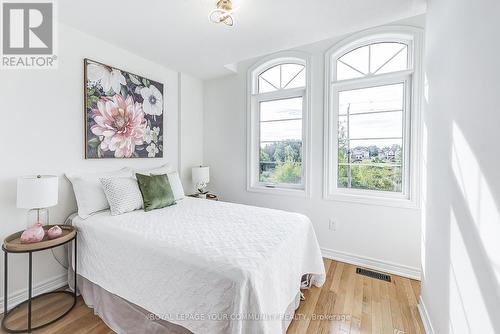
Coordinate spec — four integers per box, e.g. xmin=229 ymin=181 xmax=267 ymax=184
xmin=20 ymin=223 xmax=45 ymax=244
xmin=47 ymin=225 xmax=63 ymax=239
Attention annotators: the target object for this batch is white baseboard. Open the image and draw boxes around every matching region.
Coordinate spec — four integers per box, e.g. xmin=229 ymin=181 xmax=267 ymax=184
xmin=418 ymin=296 xmax=435 ymax=334
xmin=321 ymin=247 xmax=421 ymax=280
xmin=0 ymin=273 xmax=68 ymax=313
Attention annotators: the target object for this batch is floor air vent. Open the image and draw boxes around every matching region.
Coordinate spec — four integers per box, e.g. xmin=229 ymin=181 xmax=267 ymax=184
xmin=356 ymin=268 xmax=391 ymax=282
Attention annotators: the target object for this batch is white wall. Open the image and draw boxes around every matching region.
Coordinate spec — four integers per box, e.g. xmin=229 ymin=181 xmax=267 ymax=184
xmin=204 ymin=16 xmax=425 ymax=278
xmin=0 ymin=23 xmax=203 ymax=306
xmin=179 ymin=73 xmax=204 ymax=194
xmin=421 ymin=0 xmax=500 ymax=332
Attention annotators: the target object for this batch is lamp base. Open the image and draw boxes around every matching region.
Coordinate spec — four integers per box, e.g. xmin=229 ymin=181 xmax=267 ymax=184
xmin=27 ymin=208 xmax=49 ymax=228
xmin=196 ymin=182 xmax=208 ymax=195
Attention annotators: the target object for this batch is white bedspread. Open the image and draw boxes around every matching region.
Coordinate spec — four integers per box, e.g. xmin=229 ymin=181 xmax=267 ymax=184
xmin=72 ymin=197 xmax=325 ymax=334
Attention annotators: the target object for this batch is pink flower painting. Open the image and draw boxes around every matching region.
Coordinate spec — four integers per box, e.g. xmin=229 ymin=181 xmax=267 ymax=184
xmin=84 ymin=59 xmax=164 ymax=159
xmin=91 ymin=95 xmax=147 ymax=158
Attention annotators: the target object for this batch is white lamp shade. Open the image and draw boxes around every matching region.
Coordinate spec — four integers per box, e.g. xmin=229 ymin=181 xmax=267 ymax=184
xmin=192 ymin=166 xmax=210 ymax=184
xmin=17 ymin=175 xmax=59 ymax=209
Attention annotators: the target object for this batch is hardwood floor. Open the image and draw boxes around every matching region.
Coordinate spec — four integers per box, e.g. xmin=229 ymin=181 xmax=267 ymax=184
xmin=1 ymin=259 xmax=423 ymax=334
xmin=0 ymin=294 xmax=113 ymax=334
xmin=287 ymin=259 xmax=424 ymax=334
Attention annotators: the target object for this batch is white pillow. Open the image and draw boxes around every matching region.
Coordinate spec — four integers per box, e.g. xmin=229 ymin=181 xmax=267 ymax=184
xmin=66 ymin=168 xmax=132 ymax=219
xmin=167 ymin=172 xmax=185 ymax=201
xmin=100 ymin=177 xmax=143 ymax=216
xmin=134 ymin=164 xmax=173 ymax=177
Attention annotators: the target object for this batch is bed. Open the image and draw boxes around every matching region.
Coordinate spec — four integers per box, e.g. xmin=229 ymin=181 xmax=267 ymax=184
xmin=68 ymin=197 xmax=326 ymax=334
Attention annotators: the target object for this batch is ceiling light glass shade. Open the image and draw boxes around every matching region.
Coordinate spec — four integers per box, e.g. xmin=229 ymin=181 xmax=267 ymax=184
xmin=209 ymin=0 xmax=235 ymax=26
xmin=209 ymin=9 xmax=234 ymax=26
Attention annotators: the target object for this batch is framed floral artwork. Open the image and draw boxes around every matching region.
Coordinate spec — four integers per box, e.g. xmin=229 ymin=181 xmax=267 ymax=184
xmin=84 ymin=59 xmax=164 ymax=158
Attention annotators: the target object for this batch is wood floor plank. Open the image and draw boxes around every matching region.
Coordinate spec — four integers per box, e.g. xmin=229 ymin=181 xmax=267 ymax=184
xmin=288 ymin=259 xmax=332 ymax=334
xmin=401 ymin=279 xmax=425 ymax=334
xmin=307 ymin=260 xmax=338 ymax=334
xmin=337 ymin=265 xmax=356 ymax=334
xmin=388 ymin=277 xmax=405 ymax=333
xmin=0 ymin=259 xmax=424 ymax=334
xmin=380 ymin=281 xmax=394 ymax=334
xmin=410 ymin=279 xmax=421 ymax=302
xmin=371 ymin=278 xmax=383 ymax=334
xmin=393 ymin=276 xmax=417 ymax=334
xmin=360 ymin=276 xmax=373 ymax=334
xmin=319 ymin=262 xmax=348 ymax=334
xmin=349 ymin=272 xmax=364 ymax=334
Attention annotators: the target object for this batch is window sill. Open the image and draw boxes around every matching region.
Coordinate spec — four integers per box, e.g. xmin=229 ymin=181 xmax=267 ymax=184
xmin=247 ymin=184 xmax=308 ymax=198
xmin=324 ymin=191 xmax=419 ymax=209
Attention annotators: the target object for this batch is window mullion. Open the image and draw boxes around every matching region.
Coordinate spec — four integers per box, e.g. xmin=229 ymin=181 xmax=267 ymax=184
xmin=331 ymin=69 xmax=413 ymax=87
xmin=338 ymin=109 xmax=402 ymax=117
xmin=282 ymin=67 xmax=305 ymax=89
xmin=338 ymin=59 xmax=366 ymax=77
xmin=368 ymin=44 xmax=372 ymax=74
xmin=253 ymin=88 xmax=306 ymax=102
xmin=372 ymin=45 xmax=406 ymax=75
xmin=346 ymin=103 xmax=352 ymax=188
xmin=260 ymin=76 xmax=279 ymax=91
xmin=260 ymin=117 xmax=302 ymax=123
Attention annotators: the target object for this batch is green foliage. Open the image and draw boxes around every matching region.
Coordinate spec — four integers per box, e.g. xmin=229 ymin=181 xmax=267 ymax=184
xmin=273 ymin=162 xmax=302 ymax=184
xmin=259 ymin=137 xmax=403 ymax=191
xmin=260 ymin=140 xmax=302 ymax=184
xmin=260 ymin=150 xmax=270 ymax=162
xmin=338 ymin=147 xmax=348 ymax=163
xmin=338 ymin=165 xmax=402 ymax=192
xmin=337 ymin=164 xmax=348 ymax=187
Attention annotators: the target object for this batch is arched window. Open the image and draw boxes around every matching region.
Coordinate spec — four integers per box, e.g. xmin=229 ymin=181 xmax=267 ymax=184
xmin=257 ymin=63 xmax=306 ymax=93
xmin=324 ymin=27 xmax=423 ymax=206
xmin=336 ymin=42 xmax=408 ymax=80
xmin=247 ymin=53 xmax=310 ymax=194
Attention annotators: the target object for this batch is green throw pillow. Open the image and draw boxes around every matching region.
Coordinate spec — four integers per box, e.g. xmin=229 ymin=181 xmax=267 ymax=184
xmin=136 ymin=174 xmax=176 ymax=211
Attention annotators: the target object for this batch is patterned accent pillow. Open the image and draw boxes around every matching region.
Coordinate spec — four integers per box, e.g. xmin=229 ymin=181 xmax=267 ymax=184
xmin=66 ymin=167 xmax=132 ymax=219
xmin=100 ymin=177 xmax=143 ymax=216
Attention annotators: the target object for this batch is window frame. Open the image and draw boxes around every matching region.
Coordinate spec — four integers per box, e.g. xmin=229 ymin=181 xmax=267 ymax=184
xmin=247 ymin=51 xmax=311 ymax=196
xmin=324 ymin=26 xmax=423 ymax=208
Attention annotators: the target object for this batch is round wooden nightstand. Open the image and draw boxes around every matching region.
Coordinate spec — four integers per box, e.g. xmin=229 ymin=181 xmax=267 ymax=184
xmin=2 ymin=225 xmax=77 ymax=333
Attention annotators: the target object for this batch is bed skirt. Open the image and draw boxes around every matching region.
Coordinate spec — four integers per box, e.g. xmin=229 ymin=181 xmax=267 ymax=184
xmin=71 ymin=274 xmax=301 ymax=334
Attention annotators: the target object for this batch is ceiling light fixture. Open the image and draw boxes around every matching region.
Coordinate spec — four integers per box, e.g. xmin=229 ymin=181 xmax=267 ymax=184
xmin=209 ymin=0 xmax=236 ymax=27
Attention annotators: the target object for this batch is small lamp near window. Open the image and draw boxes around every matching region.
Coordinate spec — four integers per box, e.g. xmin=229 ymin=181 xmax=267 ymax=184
xmin=192 ymin=166 xmax=210 ymax=195
xmin=17 ymin=175 xmax=58 ymax=228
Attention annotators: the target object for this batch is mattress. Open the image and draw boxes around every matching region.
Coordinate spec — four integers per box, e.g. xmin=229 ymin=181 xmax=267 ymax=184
xmin=71 ymin=197 xmax=326 ymax=334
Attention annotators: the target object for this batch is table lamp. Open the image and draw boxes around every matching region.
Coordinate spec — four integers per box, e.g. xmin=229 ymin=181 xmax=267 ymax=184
xmin=192 ymin=166 xmax=210 ymax=195
xmin=17 ymin=175 xmax=58 ymax=227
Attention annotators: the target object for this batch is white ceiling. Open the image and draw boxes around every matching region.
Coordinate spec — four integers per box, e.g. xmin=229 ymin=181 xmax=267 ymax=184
xmin=59 ymin=0 xmax=426 ymax=79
